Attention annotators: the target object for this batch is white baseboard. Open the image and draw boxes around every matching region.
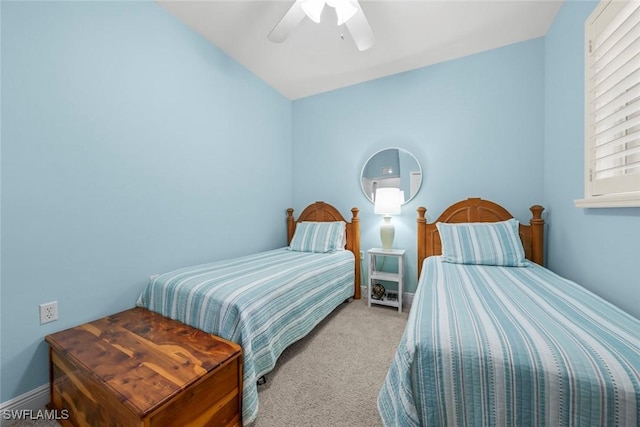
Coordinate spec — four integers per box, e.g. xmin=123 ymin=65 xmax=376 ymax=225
xmin=0 ymin=384 xmax=49 ymax=427
xmin=403 ymin=292 xmax=415 ymax=308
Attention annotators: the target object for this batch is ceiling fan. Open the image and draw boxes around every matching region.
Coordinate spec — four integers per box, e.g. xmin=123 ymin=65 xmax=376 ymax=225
xmin=268 ymin=0 xmax=375 ymax=51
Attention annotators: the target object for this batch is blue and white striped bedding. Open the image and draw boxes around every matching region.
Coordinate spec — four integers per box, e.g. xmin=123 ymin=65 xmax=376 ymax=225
xmin=136 ymin=248 xmax=354 ymax=425
xmin=379 ymin=256 xmax=640 ymax=426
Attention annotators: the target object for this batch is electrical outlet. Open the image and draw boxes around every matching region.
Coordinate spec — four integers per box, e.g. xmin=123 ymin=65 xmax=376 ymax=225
xmin=359 ymin=251 xmax=364 ymax=259
xmin=39 ymin=301 xmax=58 ymax=324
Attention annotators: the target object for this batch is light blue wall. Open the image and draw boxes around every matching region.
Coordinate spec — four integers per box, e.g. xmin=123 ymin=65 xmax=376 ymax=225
xmin=292 ymin=39 xmax=545 ymax=292
xmin=544 ymin=0 xmax=640 ymax=319
xmin=1 ymin=1 xmax=291 ymax=401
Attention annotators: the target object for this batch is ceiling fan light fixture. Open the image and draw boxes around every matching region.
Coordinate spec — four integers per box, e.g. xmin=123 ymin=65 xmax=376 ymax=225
xmin=301 ymin=0 xmax=326 ymax=23
xmin=328 ymin=0 xmax=358 ymax=25
xmin=269 ymin=0 xmax=374 ymax=51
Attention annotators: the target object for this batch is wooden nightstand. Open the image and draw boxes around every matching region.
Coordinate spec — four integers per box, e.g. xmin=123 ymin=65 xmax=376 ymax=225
xmin=368 ymin=248 xmax=405 ymax=312
xmin=45 ymin=307 xmax=242 ymax=427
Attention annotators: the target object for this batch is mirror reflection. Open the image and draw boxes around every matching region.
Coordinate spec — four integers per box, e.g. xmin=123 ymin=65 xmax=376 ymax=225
xmin=361 ymin=148 xmax=422 ymax=204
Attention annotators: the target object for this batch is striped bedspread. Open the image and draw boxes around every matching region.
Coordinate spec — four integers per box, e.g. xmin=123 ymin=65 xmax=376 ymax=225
xmin=379 ymin=256 xmax=640 ymax=426
xmin=136 ymin=248 xmax=354 ymax=425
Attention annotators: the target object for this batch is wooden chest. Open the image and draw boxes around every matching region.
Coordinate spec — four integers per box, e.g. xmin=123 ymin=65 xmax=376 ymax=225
xmin=45 ymin=307 xmax=242 ymax=427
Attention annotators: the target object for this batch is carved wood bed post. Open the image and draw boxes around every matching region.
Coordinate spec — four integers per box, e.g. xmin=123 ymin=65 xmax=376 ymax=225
xmin=351 ymin=207 xmax=361 ymax=300
xmin=529 ymin=205 xmax=545 ymax=266
xmin=417 ymin=207 xmax=427 ymax=278
xmin=286 ymin=208 xmax=295 ymax=244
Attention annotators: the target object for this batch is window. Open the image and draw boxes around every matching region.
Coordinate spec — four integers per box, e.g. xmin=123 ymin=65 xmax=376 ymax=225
xmin=576 ymin=0 xmax=640 ymax=208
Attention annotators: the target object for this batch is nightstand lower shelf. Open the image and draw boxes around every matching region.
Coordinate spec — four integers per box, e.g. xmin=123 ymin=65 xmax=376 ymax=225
xmin=370 ymin=294 xmax=399 ymax=307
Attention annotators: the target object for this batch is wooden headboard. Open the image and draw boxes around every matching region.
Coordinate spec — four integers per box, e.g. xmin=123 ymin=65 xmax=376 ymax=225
xmin=417 ymin=198 xmax=544 ymax=277
xmin=286 ymin=201 xmax=361 ymax=300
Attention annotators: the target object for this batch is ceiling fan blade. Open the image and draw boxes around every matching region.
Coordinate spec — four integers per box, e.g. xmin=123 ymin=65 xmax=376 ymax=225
xmin=345 ymin=2 xmax=374 ymax=51
xmin=268 ymin=0 xmax=307 ymax=43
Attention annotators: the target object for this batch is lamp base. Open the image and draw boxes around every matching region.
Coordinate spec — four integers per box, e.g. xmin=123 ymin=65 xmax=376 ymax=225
xmin=380 ymin=216 xmax=395 ymax=250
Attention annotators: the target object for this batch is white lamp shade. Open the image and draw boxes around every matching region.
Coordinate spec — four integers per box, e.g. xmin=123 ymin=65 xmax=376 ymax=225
xmin=374 ymin=188 xmax=402 ymax=215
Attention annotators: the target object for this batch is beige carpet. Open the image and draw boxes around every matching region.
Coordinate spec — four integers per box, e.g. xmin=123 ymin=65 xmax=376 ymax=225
xmin=7 ymin=299 xmax=408 ymax=427
xmin=251 ymin=299 xmax=408 ymax=426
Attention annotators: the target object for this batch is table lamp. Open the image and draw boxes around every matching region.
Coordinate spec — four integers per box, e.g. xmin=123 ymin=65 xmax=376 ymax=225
xmin=374 ymin=188 xmax=402 ymax=250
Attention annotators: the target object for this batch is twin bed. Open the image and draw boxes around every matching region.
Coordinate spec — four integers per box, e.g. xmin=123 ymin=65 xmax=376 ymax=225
xmin=136 ymin=201 xmax=360 ymax=425
xmin=379 ymin=198 xmax=640 ymax=426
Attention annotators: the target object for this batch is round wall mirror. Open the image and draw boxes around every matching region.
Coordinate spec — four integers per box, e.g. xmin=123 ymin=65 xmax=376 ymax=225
xmin=361 ymin=148 xmax=423 ymax=205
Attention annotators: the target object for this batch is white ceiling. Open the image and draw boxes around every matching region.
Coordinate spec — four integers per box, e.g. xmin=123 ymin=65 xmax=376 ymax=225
xmin=158 ymin=0 xmax=563 ymax=100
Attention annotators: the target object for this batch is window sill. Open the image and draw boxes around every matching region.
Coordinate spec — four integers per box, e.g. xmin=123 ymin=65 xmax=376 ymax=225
xmin=574 ymin=192 xmax=640 ymax=208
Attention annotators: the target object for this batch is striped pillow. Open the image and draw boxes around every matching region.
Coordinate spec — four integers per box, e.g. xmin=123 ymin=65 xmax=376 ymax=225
xmin=289 ymin=221 xmax=346 ymax=253
xmin=436 ymin=219 xmax=527 ymax=267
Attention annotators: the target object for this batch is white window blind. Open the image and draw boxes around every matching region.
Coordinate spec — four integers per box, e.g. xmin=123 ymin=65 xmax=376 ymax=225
xmin=578 ymin=0 xmax=640 ymax=208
